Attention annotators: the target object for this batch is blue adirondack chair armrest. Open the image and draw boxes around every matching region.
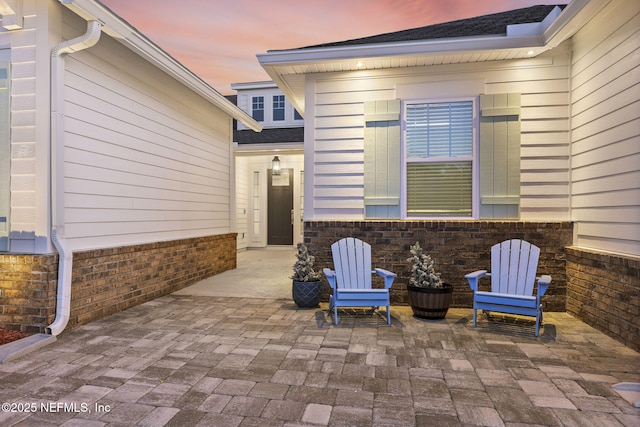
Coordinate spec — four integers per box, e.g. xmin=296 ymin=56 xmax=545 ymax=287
xmin=536 ymin=275 xmax=552 ymax=297
xmin=323 ymin=268 xmax=337 ymax=289
xmin=464 ymin=270 xmax=488 ymax=291
xmin=374 ymin=268 xmax=397 ymax=289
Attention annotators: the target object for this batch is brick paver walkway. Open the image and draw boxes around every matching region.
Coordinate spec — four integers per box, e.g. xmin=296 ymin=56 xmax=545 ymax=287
xmin=1 ymin=295 xmax=639 ymax=426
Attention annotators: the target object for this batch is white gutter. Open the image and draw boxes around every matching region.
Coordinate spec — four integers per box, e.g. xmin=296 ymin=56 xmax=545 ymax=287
xmin=258 ymin=33 xmax=547 ymax=66
xmin=258 ymin=3 xmax=594 ymax=67
xmin=47 ymin=20 xmax=102 ymax=336
xmin=59 ymin=0 xmax=262 ymax=132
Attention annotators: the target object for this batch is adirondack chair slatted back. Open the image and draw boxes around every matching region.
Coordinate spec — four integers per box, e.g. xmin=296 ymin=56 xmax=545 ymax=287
xmin=491 ymin=239 xmax=540 ymax=296
xmin=331 ymin=237 xmax=372 ymax=289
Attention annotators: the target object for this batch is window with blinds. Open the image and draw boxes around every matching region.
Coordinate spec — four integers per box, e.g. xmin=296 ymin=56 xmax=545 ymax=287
xmin=405 ymin=100 xmax=474 ymax=217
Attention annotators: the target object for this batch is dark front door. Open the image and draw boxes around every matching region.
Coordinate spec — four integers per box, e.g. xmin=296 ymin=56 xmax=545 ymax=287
xmin=268 ymin=168 xmax=293 ymax=245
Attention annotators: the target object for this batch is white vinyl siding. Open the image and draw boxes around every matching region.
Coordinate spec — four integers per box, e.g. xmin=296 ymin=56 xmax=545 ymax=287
xmin=0 ymin=0 xmax=46 ymax=253
xmin=61 ymin=25 xmax=234 ymax=251
xmin=306 ymin=45 xmax=571 ymax=220
xmin=234 ymin=157 xmax=249 ymax=250
xmin=570 ymin=0 xmax=640 ymax=256
xmin=0 ymin=53 xmax=9 ymax=250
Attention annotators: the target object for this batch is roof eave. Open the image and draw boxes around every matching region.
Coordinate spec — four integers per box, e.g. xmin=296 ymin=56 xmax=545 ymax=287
xmin=258 ymin=33 xmax=547 ymax=66
xmin=59 ymin=0 xmax=262 ymax=132
xmin=258 ymin=0 xmax=603 ymax=116
xmin=258 ymin=33 xmax=548 ymax=116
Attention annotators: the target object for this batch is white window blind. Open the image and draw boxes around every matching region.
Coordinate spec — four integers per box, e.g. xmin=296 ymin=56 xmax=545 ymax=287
xmin=406 ymin=162 xmax=472 ymax=216
xmin=405 ymin=100 xmax=473 ymax=217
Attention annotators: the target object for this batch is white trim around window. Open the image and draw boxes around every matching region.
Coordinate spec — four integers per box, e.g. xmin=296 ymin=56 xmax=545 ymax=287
xmin=401 ymin=97 xmax=479 ymax=219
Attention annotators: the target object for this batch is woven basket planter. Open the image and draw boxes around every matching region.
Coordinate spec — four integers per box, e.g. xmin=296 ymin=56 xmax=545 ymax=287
xmin=292 ymin=280 xmax=322 ymax=308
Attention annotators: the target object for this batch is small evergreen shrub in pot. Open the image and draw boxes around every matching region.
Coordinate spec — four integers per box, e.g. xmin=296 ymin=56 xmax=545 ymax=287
xmin=406 ymin=242 xmax=453 ymax=319
xmin=291 ymin=244 xmax=322 ymax=308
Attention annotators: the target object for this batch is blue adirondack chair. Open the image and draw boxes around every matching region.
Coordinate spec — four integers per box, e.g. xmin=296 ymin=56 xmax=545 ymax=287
xmin=323 ymin=238 xmax=396 ymax=325
xmin=465 ymin=239 xmax=552 ymax=336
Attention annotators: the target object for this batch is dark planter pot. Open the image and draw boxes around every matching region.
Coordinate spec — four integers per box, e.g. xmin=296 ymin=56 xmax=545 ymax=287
xmin=407 ymin=283 xmax=454 ymax=319
xmin=292 ymin=280 xmax=322 ymax=308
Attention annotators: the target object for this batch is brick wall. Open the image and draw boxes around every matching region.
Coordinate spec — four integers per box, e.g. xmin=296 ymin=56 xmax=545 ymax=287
xmin=0 ymin=255 xmax=58 ymax=334
xmin=0 ymin=233 xmax=236 ymax=333
xmin=304 ymin=221 xmax=573 ymax=311
xmin=566 ymin=247 xmax=640 ymax=352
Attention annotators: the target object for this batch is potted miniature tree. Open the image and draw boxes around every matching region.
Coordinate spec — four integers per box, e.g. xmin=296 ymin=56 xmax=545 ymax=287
xmin=406 ymin=242 xmax=453 ymax=319
xmin=291 ymin=244 xmax=323 ymax=308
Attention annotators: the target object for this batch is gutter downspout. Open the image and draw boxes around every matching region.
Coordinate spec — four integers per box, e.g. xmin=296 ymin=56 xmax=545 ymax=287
xmin=47 ymin=20 xmax=102 ymax=336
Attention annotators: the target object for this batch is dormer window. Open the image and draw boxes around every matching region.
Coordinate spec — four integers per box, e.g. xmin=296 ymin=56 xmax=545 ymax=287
xmin=232 ymin=84 xmax=304 ymax=131
xmin=273 ymin=95 xmax=285 ymax=121
xmin=252 ymin=96 xmax=264 ymax=121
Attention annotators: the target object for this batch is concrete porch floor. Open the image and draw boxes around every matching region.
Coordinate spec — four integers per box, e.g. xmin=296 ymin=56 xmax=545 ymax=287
xmin=173 ymin=247 xmax=296 ymax=300
xmin=0 ymin=249 xmax=638 ymax=426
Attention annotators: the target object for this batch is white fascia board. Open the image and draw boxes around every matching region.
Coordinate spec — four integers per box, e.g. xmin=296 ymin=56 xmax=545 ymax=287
xmin=542 ymin=0 xmax=612 ymax=48
xmin=257 ymin=33 xmax=547 ymax=66
xmin=59 ymin=0 xmax=262 ymax=132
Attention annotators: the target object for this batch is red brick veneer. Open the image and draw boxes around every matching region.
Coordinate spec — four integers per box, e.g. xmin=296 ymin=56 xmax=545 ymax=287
xmin=304 ymin=221 xmax=573 ymax=311
xmin=0 ymin=233 xmax=236 ymax=333
xmin=566 ymin=247 xmax=640 ymax=352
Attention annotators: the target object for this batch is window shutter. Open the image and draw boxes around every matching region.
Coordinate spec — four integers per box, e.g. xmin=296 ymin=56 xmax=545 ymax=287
xmin=479 ymin=94 xmax=521 ymax=218
xmin=363 ymin=100 xmax=401 ymax=219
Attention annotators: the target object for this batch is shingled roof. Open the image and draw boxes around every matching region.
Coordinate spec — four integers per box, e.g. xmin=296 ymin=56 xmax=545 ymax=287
xmin=293 ymin=5 xmax=566 ymax=50
xmin=234 ymin=127 xmax=304 ymax=144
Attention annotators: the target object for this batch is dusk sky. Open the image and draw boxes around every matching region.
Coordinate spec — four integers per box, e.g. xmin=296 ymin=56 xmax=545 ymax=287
xmin=100 ymin=0 xmax=570 ymax=95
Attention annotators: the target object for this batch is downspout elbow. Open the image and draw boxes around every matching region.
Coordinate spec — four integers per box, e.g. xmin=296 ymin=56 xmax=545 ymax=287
xmin=51 ymin=20 xmax=102 ymax=57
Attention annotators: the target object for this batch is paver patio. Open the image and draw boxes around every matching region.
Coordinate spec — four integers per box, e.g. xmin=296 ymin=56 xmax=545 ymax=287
xmin=0 ymin=294 xmax=639 ymax=426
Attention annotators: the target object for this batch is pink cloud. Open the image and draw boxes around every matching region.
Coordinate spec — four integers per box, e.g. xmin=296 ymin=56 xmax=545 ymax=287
xmin=100 ymin=0 xmax=569 ymax=94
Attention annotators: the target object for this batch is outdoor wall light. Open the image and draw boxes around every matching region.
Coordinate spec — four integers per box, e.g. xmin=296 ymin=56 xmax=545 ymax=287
xmin=272 ymin=156 xmax=281 ymax=175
